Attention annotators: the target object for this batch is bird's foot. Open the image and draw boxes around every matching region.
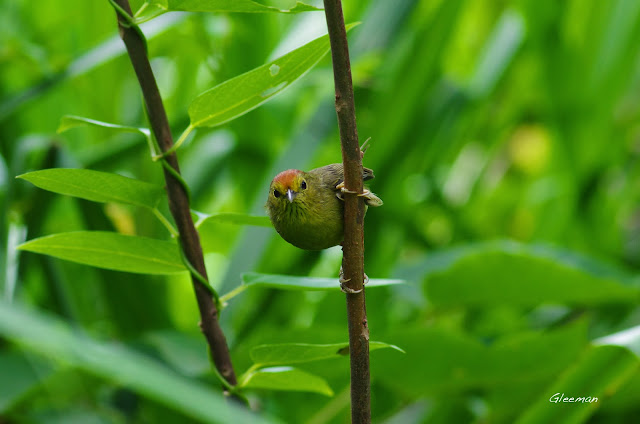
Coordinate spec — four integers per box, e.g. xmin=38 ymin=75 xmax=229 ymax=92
xmin=339 ymin=266 xmax=368 ymax=294
xmin=336 ymin=182 xmax=379 ymax=205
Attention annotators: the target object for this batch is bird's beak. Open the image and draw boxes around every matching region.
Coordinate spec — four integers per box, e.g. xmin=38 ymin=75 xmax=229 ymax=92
xmin=286 ymin=189 xmax=297 ymax=203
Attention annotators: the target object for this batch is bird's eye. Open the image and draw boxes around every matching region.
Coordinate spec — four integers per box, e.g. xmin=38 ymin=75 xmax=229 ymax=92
xmin=301 ymin=180 xmax=307 ymax=190
xmin=273 ymin=190 xmax=281 ymax=198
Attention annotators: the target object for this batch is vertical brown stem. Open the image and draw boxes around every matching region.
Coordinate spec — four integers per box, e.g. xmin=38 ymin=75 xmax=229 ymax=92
xmin=323 ymin=1 xmax=371 ymax=422
xmin=111 ymin=0 xmax=237 ymax=387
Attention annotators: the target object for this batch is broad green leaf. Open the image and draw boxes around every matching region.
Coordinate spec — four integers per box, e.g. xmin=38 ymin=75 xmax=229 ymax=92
xmin=241 ymin=272 xmax=405 ymax=291
xmin=417 ymin=241 xmax=640 ymax=307
xmin=250 ymin=341 xmax=404 ymax=366
xmin=240 ymin=366 xmax=333 ymax=396
xmin=372 ymin=321 xmax=589 ymax=394
xmin=18 ymin=232 xmax=185 ymax=275
xmin=516 ymin=345 xmax=638 ymax=424
xmin=17 ymin=169 xmax=165 ymax=209
xmin=189 ymin=23 xmax=358 ymax=128
xmin=197 ymin=212 xmax=272 ymax=228
xmin=57 ymin=115 xmax=151 ymax=138
xmin=149 ymin=0 xmax=322 ymax=14
xmin=0 ymin=301 xmax=274 ymax=424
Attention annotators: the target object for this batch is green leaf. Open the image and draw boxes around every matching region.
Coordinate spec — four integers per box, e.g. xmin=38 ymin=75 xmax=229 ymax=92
xmin=240 ymin=366 xmax=333 ymax=396
xmin=372 ymin=322 xmax=589 ymax=394
xmin=189 ymin=23 xmax=358 ymax=128
xmin=197 ymin=212 xmax=272 ymax=228
xmin=17 ymin=169 xmax=165 ymax=209
xmin=0 ymin=352 xmax=54 ymax=412
xmin=516 ymin=345 xmax=638 ymax=424
xmin=57 ymin=115 xmax=150 ymax=138
xmin=0 ymin=301 xmax=274 ymax=424
xmin=18 ymin=232 xmax=185 ymax=275
xmin=468 ymin=10 xmax=525 ymax=98
xmin=417 ymin=241 xmax=640 ymax=307
xmin=595 ymin=325 xmax=640 ymax=358
xmin=241 ymin=272 xmax=405 ymax=291
xmin=250 ymin=341 xmax=404 ymax=366
xmin=143 ymin=331 xmax=210 ymax=376
xmin=150 ymin=0 xmax=322 ymax=14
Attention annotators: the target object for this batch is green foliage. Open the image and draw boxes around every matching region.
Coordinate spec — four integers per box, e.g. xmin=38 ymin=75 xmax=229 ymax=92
xmin=18 ymin=232 xmax=185 ymax=274
xmin=517 ymin=346 xmax=638 ymax=424
xmin=17 ymin=169 xmax=164 ymax=209
xmin=418 ymin=241 xmax=640 ymax=306
xmin=188 ymin=23 xmax=357 ymax=129
xmin=150 ymin=0 xmax=323 ymax=14
xmin=239 ymin=366 xmax=334 ymax=396
xmin=240 ymin=271 xmax=404 ymax=291
xmin=0 ymin=301 xmax=271 ymax=424
xmin=2 ymin=0 xmax=640 ymax=422
xmin=250 ymin=342 xmax=404 ymax=366
xmin=197 ymin=212 xmax=272 ymax=228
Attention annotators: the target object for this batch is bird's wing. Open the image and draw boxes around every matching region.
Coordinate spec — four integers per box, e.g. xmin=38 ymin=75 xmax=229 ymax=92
xmin=310 ymin=164 xmax=382 ymax=207
xmin=311 ymin=163 xmax=375 ymax=191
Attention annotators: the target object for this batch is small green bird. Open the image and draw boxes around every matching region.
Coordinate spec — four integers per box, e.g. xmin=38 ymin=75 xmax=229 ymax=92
xmin=266 ymin=163 xmax=382 ymax=250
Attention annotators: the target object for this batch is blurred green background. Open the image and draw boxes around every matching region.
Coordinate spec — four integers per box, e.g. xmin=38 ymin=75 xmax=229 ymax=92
xmin=2 ymin=0 xmax=640 ymax=422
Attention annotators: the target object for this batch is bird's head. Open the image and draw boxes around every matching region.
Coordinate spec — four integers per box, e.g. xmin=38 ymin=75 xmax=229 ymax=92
xmin=268 ymin=169 xmax=308 ymax=209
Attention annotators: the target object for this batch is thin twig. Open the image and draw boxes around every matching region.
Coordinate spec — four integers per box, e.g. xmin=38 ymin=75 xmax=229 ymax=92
xmin=322 ymin=1 xmax=371 ymax=423
xmin=110 ymin=0 xmax=238 ymax=389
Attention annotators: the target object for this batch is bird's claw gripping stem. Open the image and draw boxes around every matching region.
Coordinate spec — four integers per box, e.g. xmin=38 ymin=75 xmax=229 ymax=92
xmin=336 ymin=182 xmax=373 ymax=200
xmin=339 ymin=267 xmax=368 ymax=294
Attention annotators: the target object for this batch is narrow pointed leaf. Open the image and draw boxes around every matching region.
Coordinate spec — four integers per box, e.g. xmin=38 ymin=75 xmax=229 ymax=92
xmin=241 ymin=272 xmax=405 ymax=291
xmin=595 ymin=325 xmax=640 ymax=358
xmin=0 ymin=352 xmax=54 ymax=411
xmin=0 ymin=302 xmax=273 ymax=424
xmin=189 ymin=23 xmax=358 ymax=128
xmin=197 ymin=212 xmax=272 ymax=228
xmin=250 ymin=341 xmax=404 ymax=366
xmin=240 ymin=366 xmax=333 ymax=396
xmin=17 ymin=169 xmax=165 ymax=209
xmin=18 ymin=232 xmax=185 ymax=275
xmin=57 ymin=115 xmax=151 ymax=138
xmin=150 ymin=0 xmax=322 ymax=14
xmin=516 ymin=345 xmax=637 ymax=424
